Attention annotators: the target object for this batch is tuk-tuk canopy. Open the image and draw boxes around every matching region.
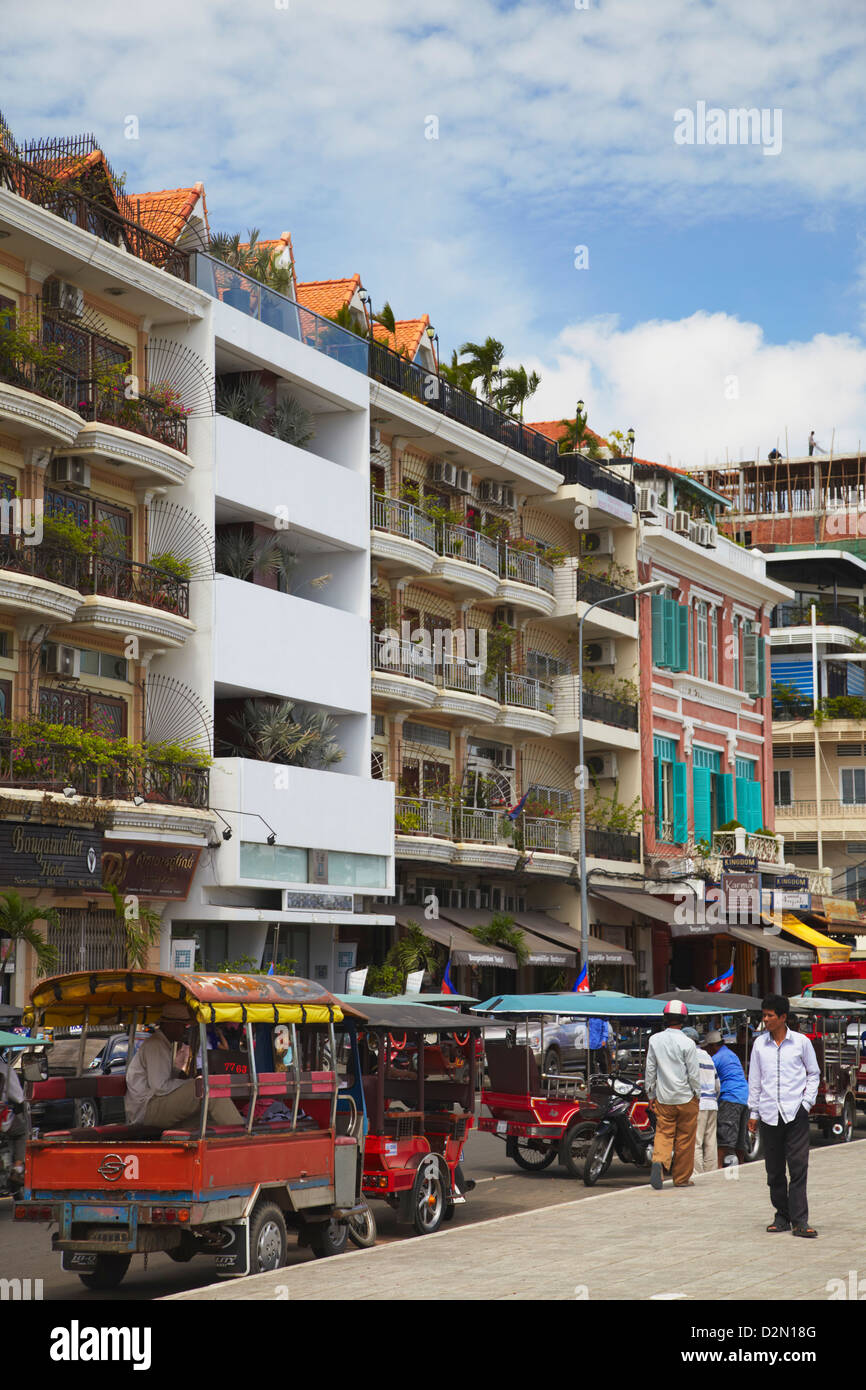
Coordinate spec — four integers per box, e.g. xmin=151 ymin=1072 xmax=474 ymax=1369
xmin=338 ymin=999 xmax=485 ymax=1032
xmin=788 ymin=995 xmax=866 ymax=1014
xmin=472 ymin=992 xmax=749 ymax=1019
xmin=0 ymin=1029 xmax=51 ymax=1049
xmin=653 ymin=990 xmax=764 ymax=1013
xmin=336 ymin=992 xmax=477 ymax=1008
xmin=806 ymin=980 xmax=866 ymax=1001
xmin=28 ymin=970 xmax=355 ymax=1027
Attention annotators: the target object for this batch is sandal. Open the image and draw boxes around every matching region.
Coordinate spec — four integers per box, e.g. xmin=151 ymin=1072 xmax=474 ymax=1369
xmin=766 ymin=1221 xmax=790 ymax=1232
xmin=792 ymin=1225 xmax=818 ymax=1238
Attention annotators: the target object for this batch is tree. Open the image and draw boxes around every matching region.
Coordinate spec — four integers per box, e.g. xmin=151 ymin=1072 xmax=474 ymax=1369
xmin=558 ymin=407 xmax=602 ymax=459
xmin=103 ymin=884 xmax=163 ymax=970
xmin=326 ymin=304 xmax=368 ymax=339
xmin=495 ymin=365 xmax=541 ymax=419
xmin=471 ymin=912 xmax=529 ymax=966
xmin=0 ymin=891 xmax=59 ymax=977
xmin=374 ymin=301 xmax=396 ymax=334
xmin=458 ymin=337 xmax=505 ymax=402
xmin=439 ymin=350 xmax=477 ymax=393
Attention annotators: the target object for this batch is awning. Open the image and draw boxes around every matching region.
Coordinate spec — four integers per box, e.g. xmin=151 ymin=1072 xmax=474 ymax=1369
xmin=763 ymin=912 xmax=851 ymax=963
xmin=396 ymin=909 xmax=518 ymax=970
xmin=797 ymin=911 xmax=866 ymax=937
xmin=511 ymin=909 xmax=634 ymax=966
xmin=436 ymin=908 xmax=575 ymax=968
xmin=729 ymin=924 xmax=814 ymax=965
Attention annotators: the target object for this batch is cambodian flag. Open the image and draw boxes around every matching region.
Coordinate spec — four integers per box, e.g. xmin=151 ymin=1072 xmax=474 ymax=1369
xmin=267 ymin=961 xmax=275 ymax=976
xmin=706 ymin=962 xmax=734 ymax=993
xmin=572 ymin=962 xmax=589 ymax=993
xmin=442 ymin=958 xmax=456 ymax=995
xmin=506 ymin=791 xmax=531 ymax=822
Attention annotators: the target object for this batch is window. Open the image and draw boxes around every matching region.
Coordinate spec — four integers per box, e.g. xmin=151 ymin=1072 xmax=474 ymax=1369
xmin=693 ymin=746 xmax=733 ymax=840
xmin=651 ymin=596 xmax=689 ymax=671
xmin=654 ymin=735 xmax=686 ymax=843
xmin=709 ymin=606 xmax=718 ymax=684
xmin=742 ymin=620 xmax=766 ymax=698
xmin=403 ymin=722 xmax=450 ymax=750
xmin=371 ymin=750 xmax=385 ymax=780
xmin=841 ymin=768 xmax=866 ymax=805
xmin=0 ymin=679 xmax=10 ymax=720
xmin=526 ymin=650 xmax=570 ymax=681
xmin=774 ymin=770 xmax=793 ymax=807
xmin=732 ymin=615 xmax=740 ymax=689
xmin=695 ymin=601 xmax=708 ymax=679
xmin=845 ymin=866 xmax=866 ymax=900
xmin=734 ymin=757 xmax=763 ymax=830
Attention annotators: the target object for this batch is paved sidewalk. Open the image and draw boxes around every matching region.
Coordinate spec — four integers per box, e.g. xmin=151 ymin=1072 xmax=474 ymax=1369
xmin=169 ymin=1144 xmax=865 ymax=1301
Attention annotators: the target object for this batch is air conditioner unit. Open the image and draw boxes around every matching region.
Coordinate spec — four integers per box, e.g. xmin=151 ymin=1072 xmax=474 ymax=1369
xmin=581 ymin=529 xmax=614 ymax=556
xmin=432 ymin=460 xmax=458 ymax=489
xmin=584 ymin=639 xmax=616 ymax=667
xmin=494 ymin=606 xmax=516 ymax=627
xmin=495 ymin=747 xmax=516 ymax=770
xmin=455 ymin=469 xmax=473 ymax=494
xmin=479 ymin=480 xmax=503 ymax=506
xmin=501 ymin=486 xmax=516 ymax=509
xmin=673 ymin=510 xmax=691 ymax=535
xmin=586 ymin=752 xmax=618 ymax=780
xmin=688 ymin=521 xmax=700 ymax=543
xmin=370 ymin=428 xmax=381 ymax=448
xmin=638 ymin=488 xmax=659 ymax=516
xmin=43 ymin=643 xmax=80 ymax=679
xmin=697 ymin=523 xmax=712 ymax=547
xmin=704 ymin=525 xmax=718 ymax=547
xmin=43 ymin=279 xmax=84 ymax=319
xmin=49 ymin=457 xmax=91 ymax=490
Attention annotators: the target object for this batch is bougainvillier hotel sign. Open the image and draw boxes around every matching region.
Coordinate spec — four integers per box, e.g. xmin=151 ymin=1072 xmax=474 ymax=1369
xmin=0 ymin=824 xmax=102 ymax=888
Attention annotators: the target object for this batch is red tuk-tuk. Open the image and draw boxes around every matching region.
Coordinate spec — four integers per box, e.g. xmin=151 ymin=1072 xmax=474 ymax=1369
xmin=15 ymin=970 xmax=366 ymax=1288
xmin=807 ymin=981 xmax=866 ymax=1114
xmin=790 ymin=995 xmax=865 ymax=1142
xmin=336 ymin=998 xmax=483 ymax=1235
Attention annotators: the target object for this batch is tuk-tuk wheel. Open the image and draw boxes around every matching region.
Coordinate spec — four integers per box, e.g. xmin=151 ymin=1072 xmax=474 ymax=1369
xmin=249 ymin=1202 xmax=287 ymax=1272
xmin=347 ymin=1202 xmax=377 ymax=1248
xmin=78 ymin=1253 xmax=131 ymax=1291
xmin=412 ymin=1159 xmax=445 ymax=1235
xmin=837 ymin=1096 xmax=856 ymax=1143
xmin=507 ymin=1136 xmax=558 ymax=1172
xmin=309 ymin=1217 xmax=349 ymax=1258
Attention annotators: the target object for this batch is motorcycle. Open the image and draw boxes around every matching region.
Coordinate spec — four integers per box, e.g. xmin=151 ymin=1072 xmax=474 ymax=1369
xmin=583 ymin=1074 xmax=655 ymax=1186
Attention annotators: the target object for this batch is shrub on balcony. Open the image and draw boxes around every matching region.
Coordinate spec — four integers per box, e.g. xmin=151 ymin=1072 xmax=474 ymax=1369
xmin=717 ymin=820 xmax=744 ymax=832
xmin=585 ymin=790 xmax=643 ymax=834
xmin=580 ymin=668 xmax=639 ymax=704
xmin=215 ymin=373 xmax=271 ymax=430
xmin=815 ymin=695 xmax=866 ymax=724
xmin=148 ymin=551 xmax=193 ymax=582
xmin=270 ymin=396 xmax=315 ymax=449
xmin=0 ymin=308 xmax=69 ymax=384
xmin=221 ymin=698 xmax=343 ymax=769
xmin=1 ymin=718 xmax=211 ymax=775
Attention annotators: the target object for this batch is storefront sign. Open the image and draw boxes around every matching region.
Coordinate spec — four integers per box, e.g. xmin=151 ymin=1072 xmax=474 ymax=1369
xmin=722 ymin=856 xmax=758 ymax=874
xmin=768 ymin=949 xmax=812 ymax=968
xmin=0 ymin=823 xmax=102 ymax=889
xmin=284 ymin=890 xmax=353 ymax=913
xmin=774 ymin=888 xmax=812 ymax=911
xmin=821 ymin=896 xmax=864 ymax=924
xmin=720 ymin=872 xmax=764 ymax=923
xmin=100 ymin=842 xmax=201 ymax=900
xmin=590 ymin=489 xmax=634 ymax=523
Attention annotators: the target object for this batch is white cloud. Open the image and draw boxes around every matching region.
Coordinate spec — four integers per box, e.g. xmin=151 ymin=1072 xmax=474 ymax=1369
xmin=525 ymin=311 xmax=866 ymax=466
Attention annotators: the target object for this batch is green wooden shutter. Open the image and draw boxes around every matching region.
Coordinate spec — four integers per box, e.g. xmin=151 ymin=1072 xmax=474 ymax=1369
xmin=675 ymin=603 xmax=690 ymax=672
xmin=736 ymin=775 xmax=755 ymax=830
xmin=716 ymin=771 xmax=735 ymax=825
xmin=750 ymin=780 xmax=763 ymax=830
xmin=672 ymin=761 xmax=688 ymax=843
xmin=652 ymin=595 xmax=665 ymax=665
xmin=756 ymin=638 xmax=766 ymax=698
xmin=692 ymin=766 xmax=712 ymax=842
xmin=663 ymin=598 xmax=677 ymax=669
xmin=654 ymin=756 xmax=664 ymax=838
xmin=743 ymin=630 xmax=759 ymax=694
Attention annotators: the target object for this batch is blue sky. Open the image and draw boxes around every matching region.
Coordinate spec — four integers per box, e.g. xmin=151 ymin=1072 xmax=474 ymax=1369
xmin=4 ymin=0 xmax=866 ymax=464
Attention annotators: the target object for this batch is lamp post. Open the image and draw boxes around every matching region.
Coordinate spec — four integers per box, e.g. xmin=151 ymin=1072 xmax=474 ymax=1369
xmin=359 ymin=287 xmax=371 ymax=340
xmin=577 ymin=579 xmax=666 ymax=979
xmin=425 ymin=324 xmax=439 ymax=371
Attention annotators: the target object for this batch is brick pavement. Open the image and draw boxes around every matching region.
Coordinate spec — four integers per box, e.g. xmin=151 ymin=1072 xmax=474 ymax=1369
xmin=168 ymin=1143 xmax=865 ymax=1301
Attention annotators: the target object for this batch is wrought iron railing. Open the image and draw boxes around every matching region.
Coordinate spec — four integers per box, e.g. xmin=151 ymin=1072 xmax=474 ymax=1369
xmin=440 ymin=661 xmax=500 ymax=700
xmin=368 ymin=339 xmax=559 ymax=469
xmin=0 ymin=542 xmax=189 ymax=616
xmin=371 ymin=493 xmax=436 ymax=550
xmin=501 ymin=673 xmax=554 ymax=712
xmin=394 ymin=796 xmax=453 ymax=838
xmin=501 ymin=545 xmax=555 ymax=593
xmin=456 ymin=807 xmax=507 ymax=844
xmin=0 ymin=151 xmax=191 ymax=279
xmin=712 ymin=830 xmax=782 ymax=864
xmin=0 ymin=738 xmax=208 ymax=808
xmin=77 ymin=378 xmax=188 ymax=452
xmin=439 ymin=523 xmax=500 ymax=574
xmin=524 ymin=817 xmax=570 ymax=853
xmin=0 ymin=352 xmax=81 ymax=411
xmin=585 ymin=827 xmax=641 ymax=861
xmin=371 ymin=634 xmax=436 ymax=685
xmin=553 ymin=451 xmax=636 ymax=507
xmin=575 ymin=570 xmax=636 ymax=619
xmin=582 ymin=687 xmax=639 ymax=730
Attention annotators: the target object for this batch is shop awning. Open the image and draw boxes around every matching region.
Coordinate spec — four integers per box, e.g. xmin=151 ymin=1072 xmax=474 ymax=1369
xmin=511 ymin=910 xmax=634 ymax=966
xmin=395 ymin=909 xmax=518 ymax=970
xmin=592 ymin=886 xmax=729 ymax=939
xmin=435 ymin=908 xmax=575 ymax=968
xmin=728 ymin=924 xmax=814 ymax=965
xmin=763 ymin=912 xmax=851 ymax=962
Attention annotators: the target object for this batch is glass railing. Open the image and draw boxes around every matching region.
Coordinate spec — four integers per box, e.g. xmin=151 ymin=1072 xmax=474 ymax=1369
xmin=193 ymin=253 xmax=369 ymax=373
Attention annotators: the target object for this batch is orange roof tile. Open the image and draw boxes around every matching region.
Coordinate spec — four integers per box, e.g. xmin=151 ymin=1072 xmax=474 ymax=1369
xmin=129 ymin=183 xmax=208 ymax=244
xmin=296 ymin=275 xmax=361 ymax=318
xmin=527 ymin=418 xmax=609 ymax=450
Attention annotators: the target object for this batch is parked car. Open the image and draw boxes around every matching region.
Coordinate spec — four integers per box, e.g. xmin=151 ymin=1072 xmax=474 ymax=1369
xmin=28 ymin=1031 xmax=150 ymax=1131
xmin=481 ymin=1017 xmax=613 ymax=1074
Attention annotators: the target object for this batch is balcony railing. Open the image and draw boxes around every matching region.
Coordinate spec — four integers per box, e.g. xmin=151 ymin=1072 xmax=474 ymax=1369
xmin=501 ymin=545 xmax=555 ymax=593
xmin=524 ymin=817 xmax=570 ymax=854
xmin=368 ymin=339 xmax=559 ymax=469
xmin=575 ymin=570 xmax=636 ymax=619
xmin=371 ymin=493 xmax=436 ymax=550
xmin=0 ymin=738 xmax=208 ymax=808
xmin=440 ymin=660 xmax=499 ymax=700
xmin=501 ymin=673 xmax=554 ymax=712
xmin=440 ymin=523 xmax=500 ymax=574
xmin=394 ymin=797 xmax=577 ymax=856
xmin=585 ymin=827 xmax=642 ymax=861
xmin=395 ymin=796 xmax=453 ymax=838
xmin=772 ymin=697 xmax=812 ymax=720
xmin=0 ymin=150 xmax=191 ymax=280
xmin=0 ymin=352 xmax=82 ymax=411
xmin=371 ymin=635 xmax=436 ymax=685
xmin=0 ymin=542 xmax=189 ymax=617
xmin=772 ymin=603 xmax=866 ymax=637
xmin=582 ymin=687 xmax=639 ymax=731
xmin=776 ymin=799 xmax=866 ymax=818
xmin=78 ymin=378 xmax=188 ymax=453
xmin=193 ymin=253 xmax=370 ymax=373
xmin=712 ymin=830 xmax=783 ymax=865
xmin=457 ymin=807 xmax=506 ymax=844
xmin=552 ymin=451 xmax=636 ymax=508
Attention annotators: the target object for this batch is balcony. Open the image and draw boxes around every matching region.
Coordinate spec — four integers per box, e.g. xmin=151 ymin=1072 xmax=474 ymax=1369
xmin=0 ymin=731 xmax=208 ymax=808
xmin=553 ymin=677 xmax=640 ymax=747
xmin=432 ymin=523 xmax=501 ymax=598
xmin=584 ymin=827 xmax=641 ymax=862
xmin=772 ymin=602 xmax=866 ymax=638
xmin=77 ymin=378 xmax=188 ymax=454
xmin=0 ymin=353 xmax=84 ymax=447
xmin=553 ymin=452 xmax=636 ymax=508
xmin=1 ymin=542 xmax=190 ymax=628
xmin=575 ymin=570 xmax=636 ymax=620
xmin=497 ymin=545 xmax=556 ymax=616
xmin=582 ymin=687 xmax=639 ymax=731
xmin=776 ymin=798 xmax=866 ymax=819
xmin=0 ymin=149 xmax=190 ymax=280
xmin=712 ymin=829 xmax=783 ymax=866
xmin=371 ymin=636 xmax=438 ymax=710
xmin=371 ymin=493 xmax=437 ymax=576
xmin=498 ymin=673 xmax=556 ymax=737
xmin=435 ymin=658 xmax=499 ymax=723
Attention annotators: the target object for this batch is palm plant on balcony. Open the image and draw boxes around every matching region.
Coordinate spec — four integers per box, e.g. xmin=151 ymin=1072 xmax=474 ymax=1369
xmin=493 ymin=365 xmax=541 ymax=419
xmin=270 ymin=395 xmax=315 ymax=449
xmin=439 ymin=350 xmax=477 ymax=393
xmin=458 ymin=337 xmax=505 ymax=403
xmin=557 ymin=409 xmax=602 ymax=459
xmin=471 ymin=912 xmax=529 ymax=966
xmin=223 ymin=699 xmax=343 ymax=769
xmin=0 ymin=890 xmax=59 ymax=977
xmin=215 ymin=373 xmax=271 ymax=430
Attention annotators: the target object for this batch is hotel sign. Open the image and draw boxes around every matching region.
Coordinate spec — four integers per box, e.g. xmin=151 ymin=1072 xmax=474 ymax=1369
xmin=101 ymin=842 xmax=202 ymax=900
xmin=0 ymin=823 xmax=102 ymax=889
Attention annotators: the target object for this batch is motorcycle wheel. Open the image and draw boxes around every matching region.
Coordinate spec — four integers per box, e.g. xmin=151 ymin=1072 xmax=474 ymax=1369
xmin=559 ymin=1121 xmax=597 ymax=1179
xmin=347 ymin=1201 xmax=377 ymax=1248
xmin=508 ymin=1136 xmax=558 ymax=1171
xmin=583 ymin=1131 xmax=615 ymax=1187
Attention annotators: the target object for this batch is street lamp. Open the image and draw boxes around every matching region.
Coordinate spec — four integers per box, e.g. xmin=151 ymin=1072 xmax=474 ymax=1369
xmin=426 ymin=323 xmax=439 ymax=371
xmin=626 ymin=428 xmax=635 ymax=458
xmin=359 ymin=287 xmax=372 ymax=340
xmin=577 ymin=579 xmax=666 ymax=979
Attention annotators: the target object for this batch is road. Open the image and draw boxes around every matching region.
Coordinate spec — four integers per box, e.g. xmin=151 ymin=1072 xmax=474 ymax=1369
xmin=3 ymin=1121 xmax=862 ymax=1301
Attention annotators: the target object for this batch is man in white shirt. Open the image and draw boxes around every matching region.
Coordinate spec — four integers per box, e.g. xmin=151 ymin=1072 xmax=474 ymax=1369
xmin=125 ymin=1002 xmax=242 ymax=1130
xmin=0 ymin=1052 xmax=26 ymax=1186
xmin=645 ymin=1000 xmax=701 ymax=1189
xmin=747 ymin=994 xmax=820 ymax=1238
xmin=683 ymin=1027 xmax=719 ymax=1174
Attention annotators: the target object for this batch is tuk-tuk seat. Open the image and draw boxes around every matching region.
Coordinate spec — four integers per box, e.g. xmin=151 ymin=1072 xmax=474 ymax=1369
xmin=41 ymin=1124 xmax=163 ymax=1142
xmin=31 ymin=1075 xmax=127 ymax=1102
xmin=485 ymin=1041 xmax=542 ymax=1095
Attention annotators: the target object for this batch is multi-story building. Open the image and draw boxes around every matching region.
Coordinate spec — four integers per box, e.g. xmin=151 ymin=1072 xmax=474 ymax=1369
xmin=0 ymin=121 xmax=394 ymax=1000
